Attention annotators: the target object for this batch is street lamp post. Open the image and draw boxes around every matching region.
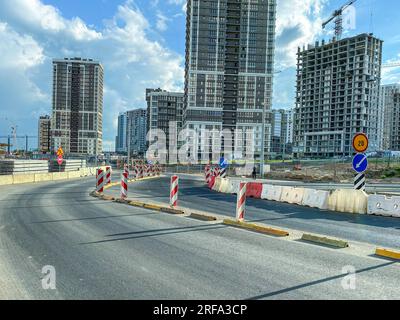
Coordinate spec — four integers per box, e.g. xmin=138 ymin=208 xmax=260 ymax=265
xmin=260 ymin=105 xmax=266 ymax=179
xmin=127 ymin=113 xmax=131 ymax=169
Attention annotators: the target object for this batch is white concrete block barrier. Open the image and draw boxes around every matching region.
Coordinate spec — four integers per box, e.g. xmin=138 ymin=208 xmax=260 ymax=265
xmin=212 ymin=177 xmax=222 ymax=192
xmin=280 ymin=186 xmax=305 ymax=205
xmin=367 ymin=195 xmax=400 ymax=218
xmin=219 ymin=178 xmax=232 ymax=193
xmin=301 ymin=189 xmax=330 ymax=210
xmin=261 ymin=185 xmax=283 ymax=202
xmin=328 ymin=189 xmax=368 ymax=214
xmin=229 ymin=180 xmax=241 ymax=194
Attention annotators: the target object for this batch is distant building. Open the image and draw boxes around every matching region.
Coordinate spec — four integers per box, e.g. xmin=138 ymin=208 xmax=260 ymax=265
xmin=270 ymin=109 xmax=293 ymax=158
xmin=293 ymin=34 xmax=382 ymax=158
xmin=146 ymin=88 xmax=183 ymax=162
xmin=379 ymin=84 xmax=400 ymax=150
xmin=126 ymin=109 xmax=147 ymax=157
xmin=51 ymin=57 xmax=104 ymax=156
xmin=115 ymin=112 xmax=127 ymax=153
xmin=38 ymin=115 xmax=51 ymax=153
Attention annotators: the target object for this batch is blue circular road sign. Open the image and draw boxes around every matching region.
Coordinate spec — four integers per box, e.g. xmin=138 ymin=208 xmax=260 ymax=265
xmin=352 ymin=153 xmax=368 ymax=173
xmin=219 ymin=157 xmax=228 ymax=169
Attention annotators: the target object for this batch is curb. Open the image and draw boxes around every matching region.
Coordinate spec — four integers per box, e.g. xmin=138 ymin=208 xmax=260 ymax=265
xmin=161 ymin=207 xmax=185 ymax=215
xmin=223 ymin=219 xmax=289 ymax=237
xmin=189 ymin=213 xmax=218 ymax=221
xmin=375 ymin=248 xmax=400 ymax=261
xmin=301 ymin=233 xmax=349 ymax=248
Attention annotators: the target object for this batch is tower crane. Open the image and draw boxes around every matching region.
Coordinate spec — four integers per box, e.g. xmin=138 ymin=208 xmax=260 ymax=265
xmin=322 ymin=0 xmax=357 ymax=40
xmin=382 ymin=61 xmax=400 ymax=69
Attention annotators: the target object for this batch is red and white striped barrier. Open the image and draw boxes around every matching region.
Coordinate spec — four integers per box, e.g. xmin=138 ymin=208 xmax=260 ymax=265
xmin=170 ymin=175 xmax=179 ymax=207
xmin=120 ymin=171 xmax=128 ymax=199
xmin=139 ymin=165 xmax=144 ymax=179
xmin=133 ymin=165 xmax=138 ymax=179
xmin=96 ymin=169 xmax=105 ymax=193
xmin=213 ymin=167 xmax=220 ymax=177
xmin=146 ymin=165 xmax=151 ymax=177
xmin=105 ymin=166 xmax=111 ymax=184
xmin=236 ymin=182 xmax=247 ymax=221
xmin=205 ymin=165 xmax=211 ymax=183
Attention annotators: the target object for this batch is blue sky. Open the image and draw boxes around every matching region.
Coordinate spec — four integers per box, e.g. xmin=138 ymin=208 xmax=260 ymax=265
xmin=0 ymin=0 xmax=399 ymax=151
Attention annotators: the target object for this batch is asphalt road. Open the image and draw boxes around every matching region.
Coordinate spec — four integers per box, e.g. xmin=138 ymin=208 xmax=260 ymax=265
xmin=106 ymin=175 xmax=400 ymax=249
xmin=0 ymin=176 xmax=399 ymax=299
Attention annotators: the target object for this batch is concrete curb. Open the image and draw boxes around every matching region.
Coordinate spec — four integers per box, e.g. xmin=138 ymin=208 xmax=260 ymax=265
xmin=301 ymin=233 xmax=349 ymax=248
xmin=223 ymin=219 xmax=289 ymax=237
xmin=160 ymin=207 xmax=185 ymax=215
xmin=375 ymin=248 xmax=400 ymax=261
xmin=189 ymin=213 xmax=218 ymax=221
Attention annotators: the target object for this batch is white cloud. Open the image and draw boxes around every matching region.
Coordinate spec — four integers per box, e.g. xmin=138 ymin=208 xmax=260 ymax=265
xmin=156 ymin=12 xmax=170 ymax=32
xmin=0 ymin=0 xmax=184 ymax=150
xmin=0 ymin=0 xmax=101 ymax=41
xmin=275 ymin=0 xmax=328 ymax=68
xmin=273 ymin=0 xmax=329 ymax=109
xmin=0 ymin=22 xmax=45 ymax=70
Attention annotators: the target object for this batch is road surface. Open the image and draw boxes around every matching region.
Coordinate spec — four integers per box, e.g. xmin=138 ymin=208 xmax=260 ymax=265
xmin=105 ymin=175 xmax=400 ymax=249
xmin=0 ymin=176 xmax=399 ymax=299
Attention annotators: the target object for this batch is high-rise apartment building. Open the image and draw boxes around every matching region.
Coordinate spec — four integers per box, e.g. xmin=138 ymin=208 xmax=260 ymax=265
xmin=51 ymin=58 xmax=104 ymax=156
xmin=293 ymin=34 xmax=383 ymax=158
xmin=146 ymin=88 xmax=184 ymax=162
xmin=126 ymin=109 xmax=147 ymax=157
xmin=115 ymin=112 xmax=127 ymax=153
xmin=184 ymin=0 xmax=277 ymax=160
xmin=38 ymin=115 xmax=51 ymax=153
xmin=379 ymin=84 xmax=400 ymax=150
xmin=270 ymin=109 xmax=293 ymax=158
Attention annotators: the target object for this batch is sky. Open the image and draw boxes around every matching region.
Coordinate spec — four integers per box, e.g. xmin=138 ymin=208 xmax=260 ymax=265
xmin=0 ymin=0 xmax=399 ymax=151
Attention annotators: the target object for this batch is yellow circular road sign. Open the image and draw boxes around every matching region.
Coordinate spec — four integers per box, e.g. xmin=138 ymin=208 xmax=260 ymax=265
xmin=352 ymin=133 xmax=369 ymax=153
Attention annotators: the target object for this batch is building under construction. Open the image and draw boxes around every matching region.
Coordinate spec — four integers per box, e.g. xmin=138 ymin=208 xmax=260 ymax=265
xmin=293 ymin=33 xmax=383 ymax=158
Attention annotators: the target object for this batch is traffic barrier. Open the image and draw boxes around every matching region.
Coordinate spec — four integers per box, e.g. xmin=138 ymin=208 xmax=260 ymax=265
xmin=246 ymin=182 xmax=263 ymax=198
xmin=328 ymin=189 xmax=368 ymax=214
xmin=12 ymin=174 xmax=35 ymax=184
xmin=219 ymin=178 xmax=231 ymax=193
xmin=280 ymin=187 xmax=304 ymax=205
xmin=170 ymin=175 xmax=179 ymax=207
xmin=301 ymin=189 xmax=330 ymax=210
xmin=205 ymin=165 xmax=211 ymax=184
xmin=367 ymin=195 xmax=400 ymax=218
xmin=106 ymin=166 xmax=111 ymax=184
xmin=34 ymin=173 xmax=54 ymax=182
xmin=213 ymin=167 xmax=220 ymax=177
xmin=208 ymin=176 xmax=216 ymax=190
xmin=229 ymin=180 xmax=241 ymax=194
xmin=261 ymin=185 xmax=283 ymax=202
xmin=96 ymin=169 xmax=105 ymax=193
xmin=0 ymin=175 xmax=14 ymax=185
xmin=212 ymin=177 xmax=222 ymax=192
xmin=120 ymin=171 xmax=128 ymax=199
xmin=236 ymin=182 xmax=247 ymax=221
xmin=67 ymin=171 xmax=81 ymax=179
xmin=51 ymin=172 xmax=69 ymax=181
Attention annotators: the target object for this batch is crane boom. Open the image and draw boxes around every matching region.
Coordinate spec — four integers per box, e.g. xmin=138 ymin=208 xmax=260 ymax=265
xmin=322 ymin=0 xmax=357 ymax=39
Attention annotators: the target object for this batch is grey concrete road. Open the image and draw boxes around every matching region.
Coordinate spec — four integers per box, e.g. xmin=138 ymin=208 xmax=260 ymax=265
xmin=0 ymin=177 xmax=399 ymax=299
xmin=106 ymin=176 xmax=400 ymax=249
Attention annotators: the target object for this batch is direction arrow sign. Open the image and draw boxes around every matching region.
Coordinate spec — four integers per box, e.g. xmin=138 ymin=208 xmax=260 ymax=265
xmin=219 ymin=157 xmax=228 ymax=169
xmin=352 ymin=153 xmax=368 ymax=173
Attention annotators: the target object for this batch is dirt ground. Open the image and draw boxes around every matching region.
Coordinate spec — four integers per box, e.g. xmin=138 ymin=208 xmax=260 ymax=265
xmin=267 ymin=162 xmax=400 ymax=183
